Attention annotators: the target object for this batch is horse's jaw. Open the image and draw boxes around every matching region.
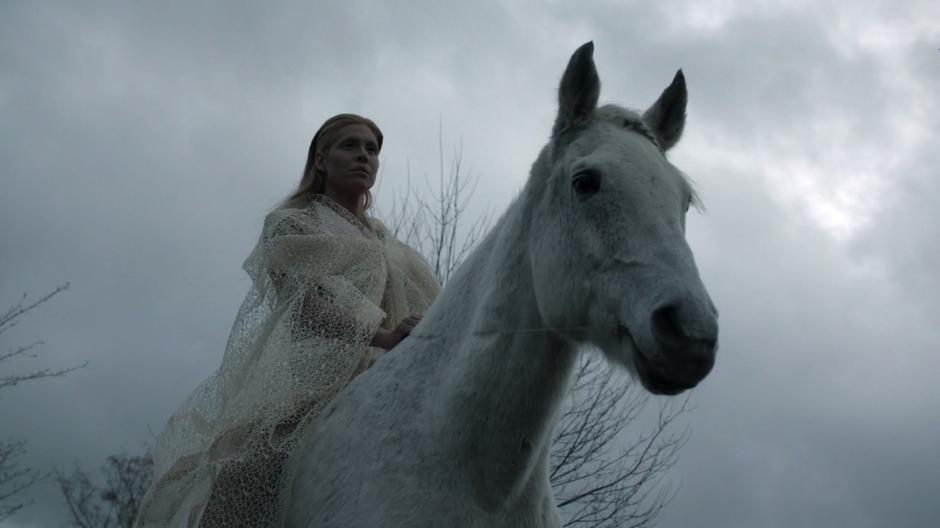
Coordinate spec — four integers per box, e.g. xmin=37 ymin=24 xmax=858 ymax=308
xmin=587 ymin=323 xmax=641 ymax=377
xmin=593 ymin=321 xmax=713 ymax=396
xmin=631 ymin=341 xmax=713 ymax=395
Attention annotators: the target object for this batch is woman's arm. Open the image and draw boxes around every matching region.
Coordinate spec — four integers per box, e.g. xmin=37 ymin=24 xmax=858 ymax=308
xmin=370 ymin=316 xmax=422 ymax=350
xmin=293 ymin=284 xmax=419 ymax=351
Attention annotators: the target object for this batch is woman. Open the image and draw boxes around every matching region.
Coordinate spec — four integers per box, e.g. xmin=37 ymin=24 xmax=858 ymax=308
xmin=135 ymin=114 xmax=441 ymax=527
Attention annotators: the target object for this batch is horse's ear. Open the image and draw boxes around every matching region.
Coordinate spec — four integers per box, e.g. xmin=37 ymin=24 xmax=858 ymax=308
xmin=553 ymin=41 xmax=601 ymax=136
xmin=642 ymin=70 xmax=687 ymax=151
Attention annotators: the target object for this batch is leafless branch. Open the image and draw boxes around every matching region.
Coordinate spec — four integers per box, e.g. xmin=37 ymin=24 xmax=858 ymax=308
xmin=56 ymin=466 xmax=114 ymax=528
xmin=0 ymin=440 xmax=41 ymax=521
xmin=1 ymin=283 xmax=84 ymax=521
xmin=381 ymin=121 xmax=490 ymax=286
xmin=1 ymin=284 xmax=86 ymax=392
xmin=551 ymin=354 xmax=692 ymax=528
xmin=0 ymin=361 xmax=88 ymax=392
xmin=56 ymin=450 xmax=153 ymax=528
xmin=0 ymin=283 xmax=69 ymax=335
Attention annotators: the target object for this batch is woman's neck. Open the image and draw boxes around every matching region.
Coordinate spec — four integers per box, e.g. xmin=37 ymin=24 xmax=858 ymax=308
xmin=321 ymin=188 xmax=364 ymax=219
xmin=323 ymin=189 xmax=365 ymax=222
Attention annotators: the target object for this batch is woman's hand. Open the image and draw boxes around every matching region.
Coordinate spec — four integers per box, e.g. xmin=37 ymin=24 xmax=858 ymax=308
xmin=370 ymin=315 xmax=422 ymax=350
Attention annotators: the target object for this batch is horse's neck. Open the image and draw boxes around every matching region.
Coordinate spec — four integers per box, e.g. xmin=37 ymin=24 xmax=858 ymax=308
xmin=419 ymin=200 xmax=579 ymax=505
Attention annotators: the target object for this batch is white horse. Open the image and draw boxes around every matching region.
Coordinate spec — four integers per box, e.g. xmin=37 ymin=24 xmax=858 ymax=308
xmin=285 ymin=42 xmax=719 ymax=527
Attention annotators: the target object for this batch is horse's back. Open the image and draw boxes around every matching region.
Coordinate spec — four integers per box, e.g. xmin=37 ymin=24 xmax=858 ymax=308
xmin=284 ymin=341 xmax=440 ymax=524
xmin=284 ymin=337 xmax=562 ymax=527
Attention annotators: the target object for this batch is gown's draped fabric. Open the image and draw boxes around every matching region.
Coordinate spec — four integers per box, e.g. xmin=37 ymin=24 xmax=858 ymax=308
xmin=135 ymin=194 xmax=440 ymax=527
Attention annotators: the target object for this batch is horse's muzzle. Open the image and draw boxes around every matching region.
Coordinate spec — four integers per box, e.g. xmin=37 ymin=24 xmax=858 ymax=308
xmin=633 ymin=301 xmax=718 ymax=395
xmin=633 ymin=340 xmax=716 ymax=395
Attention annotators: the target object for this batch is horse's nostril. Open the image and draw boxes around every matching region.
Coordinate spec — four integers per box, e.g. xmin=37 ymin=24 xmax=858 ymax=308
xmin=652 ymin=304 xmax=684 ymax=342
xmin=651 ymin=302 xmax=718 ymax=353
xmin=699 ymin=334 xmax=718 ymax=350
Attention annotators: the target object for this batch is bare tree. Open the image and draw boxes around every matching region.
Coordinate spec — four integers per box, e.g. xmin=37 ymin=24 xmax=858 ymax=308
xmin=1 ymin=283 xmax=82 ymax=391
xmin=382 ymin=127 xmax=690 ymax=528
xmin=1 ymin=283 xmax=84 ymax=521
xmin=383 ymin=119 xmax=490 ymax=285
xmin=551 ymin=354 xmax=691 ymax=528
xmin=0 ymin=439 xmax=38 ymax=521
xmin=56 ymin=450 xmax=153 ymax=528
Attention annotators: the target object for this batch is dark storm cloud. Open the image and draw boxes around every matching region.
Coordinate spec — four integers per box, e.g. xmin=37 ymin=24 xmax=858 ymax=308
xmin=571 ymin=3 xmax=940 ymax=526
xmin=847 ymin=48 xmax=940 ymax=318
xmin=657 ymin=156 xmax=940 ymax=526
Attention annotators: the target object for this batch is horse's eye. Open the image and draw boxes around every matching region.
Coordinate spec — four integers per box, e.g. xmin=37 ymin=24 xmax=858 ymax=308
xmin=572 ymin=170 xmax=601 ymax=197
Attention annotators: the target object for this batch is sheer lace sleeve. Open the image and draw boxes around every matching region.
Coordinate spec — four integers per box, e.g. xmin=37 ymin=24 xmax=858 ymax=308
xmin=258 ymin=207 xmax=387 ymax=345
xmin=136 ymin=204 xmax=393 ymax=528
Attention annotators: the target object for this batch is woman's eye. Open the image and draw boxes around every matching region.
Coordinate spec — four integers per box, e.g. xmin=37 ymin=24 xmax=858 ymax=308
xmin=572 ymin=170 xmax=601 ymax=197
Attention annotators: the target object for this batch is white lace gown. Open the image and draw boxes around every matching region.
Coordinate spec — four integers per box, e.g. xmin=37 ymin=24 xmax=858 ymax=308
xmin=135 ymin=195 xmax=440 ymax=527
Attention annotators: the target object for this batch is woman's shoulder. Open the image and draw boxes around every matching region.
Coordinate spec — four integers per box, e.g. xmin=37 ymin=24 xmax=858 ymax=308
xmin=374 ymin=224 xmax=437 ymax=273
xmin=262 ymin=203 xmax=322 ymax=239
xmin=364 ymin=216 xmax=391 ymax=239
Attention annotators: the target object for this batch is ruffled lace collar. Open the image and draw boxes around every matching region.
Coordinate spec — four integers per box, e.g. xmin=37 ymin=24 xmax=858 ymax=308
xmin=311 ymin=193 xmax=380 ymax=240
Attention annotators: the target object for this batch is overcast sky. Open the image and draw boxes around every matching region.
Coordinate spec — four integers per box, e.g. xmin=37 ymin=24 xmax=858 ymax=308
xmin=1 ymin=1 xmax=938 ymax=526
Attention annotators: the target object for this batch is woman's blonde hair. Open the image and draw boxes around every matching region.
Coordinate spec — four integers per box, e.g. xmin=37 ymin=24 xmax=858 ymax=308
xmin=279 ymin=113 xmax=384 ymax=211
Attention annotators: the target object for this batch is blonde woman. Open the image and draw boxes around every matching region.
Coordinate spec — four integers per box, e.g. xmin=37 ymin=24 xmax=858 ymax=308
xmin=136 ymin=114 xmax=440 ymax=527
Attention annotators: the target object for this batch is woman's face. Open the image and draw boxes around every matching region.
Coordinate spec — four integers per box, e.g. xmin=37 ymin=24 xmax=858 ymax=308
xmin=316 ymin=123 xmax=380 ymax=197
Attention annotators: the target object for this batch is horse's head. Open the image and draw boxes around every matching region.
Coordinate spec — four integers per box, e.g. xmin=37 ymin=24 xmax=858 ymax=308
xmin=527 ymin=42 xmax=718 ymax=395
